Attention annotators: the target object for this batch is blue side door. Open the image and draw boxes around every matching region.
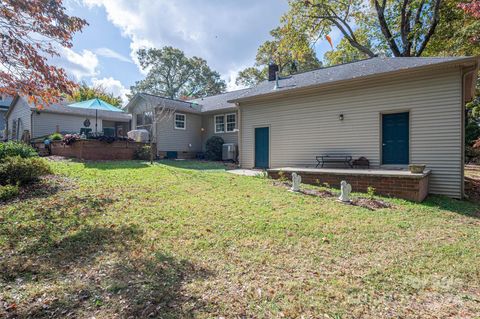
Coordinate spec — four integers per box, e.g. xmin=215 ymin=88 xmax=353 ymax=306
xmin=255 ymin=127 xmax=269 ymax=168
xmin=382 ymin=112 xmax=409 ymax=165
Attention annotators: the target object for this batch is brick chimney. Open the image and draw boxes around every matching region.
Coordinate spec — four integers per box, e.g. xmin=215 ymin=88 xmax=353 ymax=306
xmin=268 ymin=64 xmax=279 ymax=81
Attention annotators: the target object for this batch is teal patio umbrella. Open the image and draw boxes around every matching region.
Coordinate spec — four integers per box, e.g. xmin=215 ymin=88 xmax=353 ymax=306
xmin=68 ymin=98 xmax=124 ymax=134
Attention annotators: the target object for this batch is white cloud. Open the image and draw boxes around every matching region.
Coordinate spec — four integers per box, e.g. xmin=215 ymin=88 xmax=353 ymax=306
xmin=82 ymin=0 xmax=288 ymax=90
xmin=54 ymin=47 xmax=99 ymax=80
xmin=91 ymin=77 xmax=130 ymax=105
xmin=95 ymin=47 xmax=132 ymax=63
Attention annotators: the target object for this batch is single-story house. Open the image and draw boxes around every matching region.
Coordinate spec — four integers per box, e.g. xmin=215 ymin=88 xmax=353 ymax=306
xmin=127 ymin=56 xmax=479 ymax=199
xmin=0 ymin=95 xmax=13 ymax=140
xmin=126 ymin=92 xmax=245 ymax=157
xmin=6 ymin=96 xmax=132 ymax=141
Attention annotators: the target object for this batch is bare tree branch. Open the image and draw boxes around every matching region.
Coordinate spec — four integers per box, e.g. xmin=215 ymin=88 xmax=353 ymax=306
xmin=415 ymin=0 xmax=442 ymax=56
xmin=400 ymin=0 xmax=413 ymax=56
xmin=374 ymin=0 xmax=402 ymax=56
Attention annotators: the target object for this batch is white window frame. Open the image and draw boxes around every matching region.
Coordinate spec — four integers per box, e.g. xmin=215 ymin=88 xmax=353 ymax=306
xmin=214 ymin=114 xmax=225 ymax=133
xmin=174 ymin=113 xmax=186 ymax=130
xmin=225 ymin=113 xmax=236 ymax=133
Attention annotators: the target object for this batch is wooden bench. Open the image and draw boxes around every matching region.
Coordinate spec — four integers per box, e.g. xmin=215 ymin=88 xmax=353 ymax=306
xmin=316 ymin=154 xmax=353 ymax=168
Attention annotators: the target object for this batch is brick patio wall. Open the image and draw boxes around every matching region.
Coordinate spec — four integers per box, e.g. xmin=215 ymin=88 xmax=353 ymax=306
xmin=268 ymin=170 xmax=430 ymax=202
xmin=49 ymin=140 xmax=148 ymax=161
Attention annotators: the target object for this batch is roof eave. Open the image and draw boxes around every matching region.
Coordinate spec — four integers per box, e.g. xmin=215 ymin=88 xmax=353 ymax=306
xmin=200 ymin=106 xmax=238 ymax=114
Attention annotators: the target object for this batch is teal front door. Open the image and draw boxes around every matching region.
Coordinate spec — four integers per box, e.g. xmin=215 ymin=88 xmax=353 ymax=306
xmin=382 ymin=112 xmax=409 ymax=165
xmin=255 ymin=127 xmax=269 ymax=168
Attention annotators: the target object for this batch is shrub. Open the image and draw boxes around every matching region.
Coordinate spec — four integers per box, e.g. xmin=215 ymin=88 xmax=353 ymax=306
xmin=134 ymin=145 xmax=152 ymax=160
xmin=473 ymin=138 xmax=480 ymax=149
xmin=205 ymin=136 xmax=224 ymax=161
xmin=0 ymin=184 xmax=19 ymax=201
xmin=278 ymin=170 xmax=287 ymax=183
xmin=466 ymin=121 xmax=480 ymax=146
xmin=0 ymin=156 xmax=52 ymax=186
xmin=367 ymin=186 xmax=376 ymax=199
xmin=49 ymin=132 xmax=63 ymax=141
xmin=466 ymin=145 xmax=480 ymax=163
xmin=0 ymin=142 xmax=38 ymax=161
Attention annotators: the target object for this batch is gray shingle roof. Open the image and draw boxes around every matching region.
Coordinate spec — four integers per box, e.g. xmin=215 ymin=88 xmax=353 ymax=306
xmin=31 ymin=100 xmax=132 ymax=122
xmin=189 ymin=89 xmax=249 ymax=112
xmin=134 ymin=93 xmax=202 ymax=114
xmin=228 ymin=56 xmax=478 ymax=102
xmin=0 ymin=95 xmax=13 ymax=109
xmin=128 ymin=57 xmax=477 ymax=113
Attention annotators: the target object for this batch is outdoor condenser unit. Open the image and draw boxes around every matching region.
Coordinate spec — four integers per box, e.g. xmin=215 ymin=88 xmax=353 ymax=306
xmin=222 ymin=143 xmax=237 ymax=162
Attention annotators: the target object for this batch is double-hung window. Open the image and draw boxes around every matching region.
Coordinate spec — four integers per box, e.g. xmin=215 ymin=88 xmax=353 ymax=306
xmin=215 ymin=113 xmax=236 ymax=133
xmin=136 ymin=114 xmax=144 ymax=127
xmin=174 ymin=113 xmax=186 ymax=130
xmin=214 ymin=115 xmax=225 ymax=133
xmin=226 ymin=113 xmax=236 ymax=132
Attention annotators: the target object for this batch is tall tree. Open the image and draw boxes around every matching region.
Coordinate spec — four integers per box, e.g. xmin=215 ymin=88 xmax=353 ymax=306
xmin=236 ymin=27 xmax=321 ymax=87
xmin=0 ymin=0 xmax=87 ymax=107
xmin=323 ymin=29 xmax=374 ymax=66
xmin=424 ymin=0 xmax=480 ymax=55
xmin=459 ymin=0 xmax=480 ymax=18
xmin=130 ymin=47 xmax=226 ymax=99
xmin=236 ymin=67 xmax=267 ymax=88
xmin=284 ymin=0 xmax=442 ymax=58
xmin=67 ymin=83 xmax=123 ymax=107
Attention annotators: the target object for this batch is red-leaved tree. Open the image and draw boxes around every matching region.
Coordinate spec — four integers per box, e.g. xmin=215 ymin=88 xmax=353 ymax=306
xmin=459 ymin=0 xmax=480 ymax=18
xmin=0 ymin=0 xmax=87 ymax=107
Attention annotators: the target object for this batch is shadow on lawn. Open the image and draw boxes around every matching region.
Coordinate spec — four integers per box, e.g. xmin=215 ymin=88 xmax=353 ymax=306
xmin=157 ymin=159 xmax=228 ymax=171
xmin=1 ymin=221 xmax=213 ymax=318
xmin=422 ymin=195 xmax=480 ymax=219
xmin=81 ymin=160 xmax=151 ymax=170
xmin=1 ymin=158 xmax=219 ymax=317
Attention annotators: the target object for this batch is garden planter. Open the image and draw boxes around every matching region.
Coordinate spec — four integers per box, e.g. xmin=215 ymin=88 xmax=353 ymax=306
xmin=409 ymin=164 xmax=426 ymax=174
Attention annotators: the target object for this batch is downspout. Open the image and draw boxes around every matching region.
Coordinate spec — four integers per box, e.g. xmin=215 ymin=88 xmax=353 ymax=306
xmin=462 ymin=65 xmax=478 ymax=198
xmin=30 ymin=109 xmax=34 ymax=141
xmin=236 ymin=103 xmax=242 ymax=167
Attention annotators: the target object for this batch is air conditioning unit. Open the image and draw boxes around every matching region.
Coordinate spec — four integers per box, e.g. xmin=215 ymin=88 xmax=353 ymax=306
xmin=222 ymin=143 xmax=237 ymax=162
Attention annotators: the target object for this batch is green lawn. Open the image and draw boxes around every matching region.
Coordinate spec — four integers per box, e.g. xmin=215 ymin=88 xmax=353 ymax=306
xmin=1 ymin=160 xmax=479 ymax=318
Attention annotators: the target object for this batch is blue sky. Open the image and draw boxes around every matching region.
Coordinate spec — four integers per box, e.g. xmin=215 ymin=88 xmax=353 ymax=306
xmin=58 ymin=0 xmax=342 ymax=103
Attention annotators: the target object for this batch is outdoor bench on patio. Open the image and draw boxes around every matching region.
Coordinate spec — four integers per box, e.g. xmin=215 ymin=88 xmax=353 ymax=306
xmin=316 ymin=154 xmax=353 ymax=168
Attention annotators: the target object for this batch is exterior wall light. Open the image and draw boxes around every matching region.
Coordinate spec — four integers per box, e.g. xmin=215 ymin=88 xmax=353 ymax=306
xmin=339 ymin=114 xmax=344 ymax=121
xmin=201 ymin=127 xmax=205 ymax=132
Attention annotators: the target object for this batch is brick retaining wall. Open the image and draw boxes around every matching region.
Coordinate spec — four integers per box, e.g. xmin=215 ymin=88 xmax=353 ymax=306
xmin=268 ymin=169 xmax=430 ymax=202
xmin=48 ymin=140 xmax=147 ymax=160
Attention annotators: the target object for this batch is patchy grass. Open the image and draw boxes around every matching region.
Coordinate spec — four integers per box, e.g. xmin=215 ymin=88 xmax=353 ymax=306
xmin=465 ymin=164 xmax=480 ymax=203
xmin=1 ymin=160 xmax=479 ymax=318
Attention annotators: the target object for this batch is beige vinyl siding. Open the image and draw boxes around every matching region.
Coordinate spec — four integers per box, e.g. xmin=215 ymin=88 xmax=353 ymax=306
xmin=201 ymin=112 xmax=238 ymax=151
xmin=32 ymin=112 xmax=101 ymax=138
xmin=129 ymin=99 xmax=202 ymax=152
xmin=240 ymin=67 xmax=463 ymax=198
xmin=156 ymin=113 xmax=203 ymax=152
xmin=7 ymin=97 xmax=32 ymax=141
xmin=0 ymin=110 xmax=7 ymax=138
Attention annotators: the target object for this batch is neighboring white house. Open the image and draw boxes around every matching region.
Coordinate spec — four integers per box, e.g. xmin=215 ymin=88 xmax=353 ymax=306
xmin=6 ymin=96 xmax=132 ymax=141
xmin=0 ymin=95 xmax=13 ymax=140
xmin=128 ymin=56 xmax=479 ymax=199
